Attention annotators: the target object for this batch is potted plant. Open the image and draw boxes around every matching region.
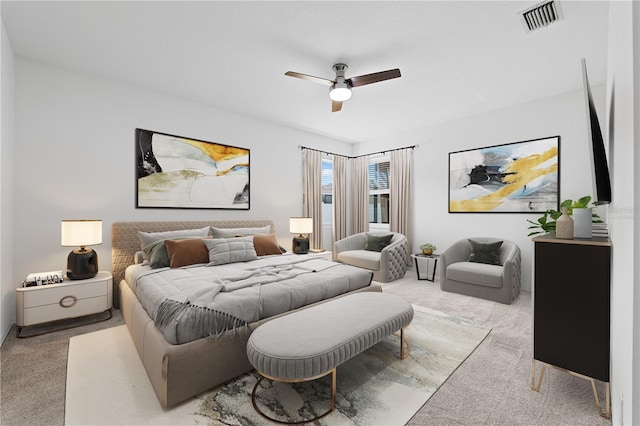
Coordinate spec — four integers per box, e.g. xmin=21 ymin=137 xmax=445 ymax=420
xmin=420 ymin=243 xmax=436 ymax=255
xmin=527 ymin=196 xmax=602 ymax=236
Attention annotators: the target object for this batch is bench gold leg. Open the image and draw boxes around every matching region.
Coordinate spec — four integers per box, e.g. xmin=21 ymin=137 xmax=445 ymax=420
xmin=400 ymin=327 xmax=411 ymax=360
xmin=251 ymin=368 xmax=337 ymax=424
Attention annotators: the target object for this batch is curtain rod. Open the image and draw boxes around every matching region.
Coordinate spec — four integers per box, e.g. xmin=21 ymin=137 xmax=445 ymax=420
xmin=298 ymin=144 xmax=418 ymax=159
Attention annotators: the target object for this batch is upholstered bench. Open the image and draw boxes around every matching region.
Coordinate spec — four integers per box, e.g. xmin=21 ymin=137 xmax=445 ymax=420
xmin=246 ymin=292 xmax=414 ymax=423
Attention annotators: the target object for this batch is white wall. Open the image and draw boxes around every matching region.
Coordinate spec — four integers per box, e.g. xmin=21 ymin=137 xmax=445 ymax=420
xmin=9 ymin=58 xmax=351 ymax=316
xmin=357 ymin=87 xmax=604 ymax=291
xmin=1 ymin=19 xmax=15 ymax=343
xmin=606 ymin=2 xmax=639 ymax=424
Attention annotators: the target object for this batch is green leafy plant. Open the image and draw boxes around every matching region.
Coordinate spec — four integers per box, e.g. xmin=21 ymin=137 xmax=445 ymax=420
xmin=527 ymin=196 xmax=602 ymax=236
xmin=420 ymin=243 xmax=436 ymax=252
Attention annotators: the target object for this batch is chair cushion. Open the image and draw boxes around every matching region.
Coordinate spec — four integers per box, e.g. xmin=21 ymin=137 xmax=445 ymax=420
xmin=468 ymin=239 xmax=503 ymax=265
xmin=336 ymin=250 xmax=381 ymax=271
xmin=446 ymin=261 xmax=503 ymax=288
xmin=364 ymin=233 xmax=394 ymax=252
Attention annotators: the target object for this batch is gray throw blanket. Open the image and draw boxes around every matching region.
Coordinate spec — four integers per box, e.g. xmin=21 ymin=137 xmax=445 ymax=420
xmin=155 ymin=299 xmax=250 ymax=337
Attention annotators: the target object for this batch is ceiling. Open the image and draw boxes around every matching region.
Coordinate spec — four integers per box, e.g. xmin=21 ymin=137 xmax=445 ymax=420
xmin=1 ymin=1 xmax=609 ymax=144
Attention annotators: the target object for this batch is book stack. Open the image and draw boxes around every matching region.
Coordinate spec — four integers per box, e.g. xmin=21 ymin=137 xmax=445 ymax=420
xmin=592 ymin=222 xmax=609 ymax=239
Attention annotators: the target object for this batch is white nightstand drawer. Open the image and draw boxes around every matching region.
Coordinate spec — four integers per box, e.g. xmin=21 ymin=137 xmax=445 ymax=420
xmin=21 ymin=280 xmax=107 ymax=308
xmin=22 ymin=295 xmax=109 ymax=325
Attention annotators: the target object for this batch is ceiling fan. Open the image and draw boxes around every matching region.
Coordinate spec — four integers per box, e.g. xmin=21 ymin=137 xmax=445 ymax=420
xmin=285 ymin=64 xmax=401 ymax=112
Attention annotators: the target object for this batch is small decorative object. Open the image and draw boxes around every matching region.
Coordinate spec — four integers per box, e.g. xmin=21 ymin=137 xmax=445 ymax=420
xmin=555 ymin=207 xmax=574 ymax=239
xmin=290 ymin=217 xmax=313 ymax=254
xmin=420 ymin=243 xmax=436 ymax=256
xmin=527 ymin=195 xmax=602 ymax=237
xmin=61 ymin=220 xmax=102 ymax=280
xmin=573 ymin=207 xmax=593 ymax=239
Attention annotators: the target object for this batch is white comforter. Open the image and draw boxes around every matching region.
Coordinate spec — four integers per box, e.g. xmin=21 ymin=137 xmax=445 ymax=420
xmin=125 ymin=254 xmax=373 ymax=344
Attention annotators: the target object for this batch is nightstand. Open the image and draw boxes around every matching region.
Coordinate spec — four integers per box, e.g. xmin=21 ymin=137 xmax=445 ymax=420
xmin=15 ymin=271 xmax=113 ymax=337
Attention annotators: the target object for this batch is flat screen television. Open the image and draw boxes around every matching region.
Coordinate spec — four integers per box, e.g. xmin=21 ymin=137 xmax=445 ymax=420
xmin=581 ymin=58 xmax=611 ymax=205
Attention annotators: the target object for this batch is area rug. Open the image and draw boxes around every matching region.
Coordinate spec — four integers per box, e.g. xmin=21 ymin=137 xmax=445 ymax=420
xmin=65 ymin=305 xmax=490 ymax=425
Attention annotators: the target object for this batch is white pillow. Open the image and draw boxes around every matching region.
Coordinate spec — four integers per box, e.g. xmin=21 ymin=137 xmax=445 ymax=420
xmin=204 ymin=237 xmax=258 ymax=266
xmin=210 ymin=225 xmax=271 ymax=238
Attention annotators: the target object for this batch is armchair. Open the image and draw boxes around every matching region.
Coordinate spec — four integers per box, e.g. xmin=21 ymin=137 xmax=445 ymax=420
xmin=333 ymin=232 xmax=408 ymax=283
xmin=440 ymin=237 xmax=521 ymax=305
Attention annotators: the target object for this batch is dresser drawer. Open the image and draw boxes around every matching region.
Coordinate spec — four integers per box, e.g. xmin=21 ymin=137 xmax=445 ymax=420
xmin=22 ymin=280 xmax=107 ymax=308
xmin=22 ymin=295 xmax=109 ymax=326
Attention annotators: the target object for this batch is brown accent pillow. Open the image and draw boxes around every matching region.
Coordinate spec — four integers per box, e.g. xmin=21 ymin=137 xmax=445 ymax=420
xmin=164 ymin=238 xmax=209 ymax=268
xmin=253 ymin=233 xmax=283 ymax=256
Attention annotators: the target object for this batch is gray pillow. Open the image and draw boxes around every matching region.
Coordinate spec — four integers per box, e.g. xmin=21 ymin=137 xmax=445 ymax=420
xmin=205 ymin=237 xmax=258 ymax=266
xmin=468 ymin=239 xmax=503 ymax=265
xmin=364 ymin=233 xmax=394 ymax=252
xmin=210 ymin=225 xmax=271 ymax=238
xmin=138 ymin=226 xmax=210 ymax=257
xmin=142 ymin=239 xmax=171 ymax=269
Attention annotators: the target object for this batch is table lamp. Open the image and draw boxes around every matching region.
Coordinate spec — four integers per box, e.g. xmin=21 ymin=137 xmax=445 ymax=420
xmin=290 ymin=217 xmax=313 ymax=254
xmin=61 ymin=220 xmax=102 ymax=280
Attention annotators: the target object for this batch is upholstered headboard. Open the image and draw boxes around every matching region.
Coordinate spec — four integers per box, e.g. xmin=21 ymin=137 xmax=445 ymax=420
xmin=111 ymin=220 xmax=275 ymax=308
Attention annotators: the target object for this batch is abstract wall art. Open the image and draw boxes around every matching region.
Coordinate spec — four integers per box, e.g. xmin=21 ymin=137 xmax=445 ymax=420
xmin=136 ymin=129 xmax=250 ymax=209
xmin=449 ymin=136 xmax=559 ymax=213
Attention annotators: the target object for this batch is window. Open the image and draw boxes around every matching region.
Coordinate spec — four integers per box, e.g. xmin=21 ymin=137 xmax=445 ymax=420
xmin=369 ymin=156 xmax=390 ymax=224
xmin=321 ymin=158 xmax=333 ymax=226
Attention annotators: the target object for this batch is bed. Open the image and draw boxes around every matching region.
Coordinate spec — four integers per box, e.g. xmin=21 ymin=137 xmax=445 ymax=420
xmin=112 ymin=220 xmax=382 ymax=407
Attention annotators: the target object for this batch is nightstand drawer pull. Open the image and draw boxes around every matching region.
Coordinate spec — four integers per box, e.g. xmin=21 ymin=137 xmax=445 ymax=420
xmin=59 ymin=295 xmax=78 ymax=308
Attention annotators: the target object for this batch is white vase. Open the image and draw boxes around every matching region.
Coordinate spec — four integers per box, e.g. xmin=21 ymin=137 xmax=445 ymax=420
xmin=573 ymin=208 xmax=593 ymax=239
xmin=555 ymin=207 xmax=574 ymax=239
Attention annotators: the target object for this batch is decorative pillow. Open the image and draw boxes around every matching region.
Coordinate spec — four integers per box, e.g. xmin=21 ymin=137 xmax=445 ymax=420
xmin=204 ymin=237 xmax=258 ymax=266
xmin=142 ymin=239 xmax=171 ymax=269
xmin=253 ymin=233 xmax=283 ymax=256
xmin=165 ymin=238 xmax=209 ymax=268
xmin=211 ymin=225 xmax=271 ymax=238
xmin=468 ymin=239 xmax=503 ymax=265
xmin=138 ymin=226 xmax=210 ymax=258
xmin=364 ymin=233 xmax=394 ymax=252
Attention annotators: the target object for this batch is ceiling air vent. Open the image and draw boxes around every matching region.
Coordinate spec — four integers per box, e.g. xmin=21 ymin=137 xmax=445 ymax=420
xmin=519 ymin=1 xmax=564 ymax=33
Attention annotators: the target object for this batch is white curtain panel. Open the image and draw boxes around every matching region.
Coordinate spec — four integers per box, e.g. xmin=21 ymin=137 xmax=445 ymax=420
xmin=350 ymin=155 xmax=370 ymax=235
xmin=333 ymin=154 xmax=348 ymax=243
xmin=390 ymin=148 xmax=413 ymax=264
xmin=303 ymin=149 xmax=323 ymax=249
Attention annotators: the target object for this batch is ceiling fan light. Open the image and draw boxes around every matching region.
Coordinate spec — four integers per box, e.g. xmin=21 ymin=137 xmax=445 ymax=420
xmin=329 ymin=86 xmax=352 ymax=102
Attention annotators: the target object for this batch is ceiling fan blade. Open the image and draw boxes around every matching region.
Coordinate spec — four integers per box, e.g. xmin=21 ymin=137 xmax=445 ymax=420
xmin=332 ymin=100 xmax=343 ymax=112
xmin=349 ymin=68 xmax=401 ymax=88
xmin=285 ymin=71 xmax=334 ymax=86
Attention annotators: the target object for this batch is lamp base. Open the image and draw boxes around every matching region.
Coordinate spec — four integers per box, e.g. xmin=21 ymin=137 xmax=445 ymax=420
xmin=67 ymin=248 xmax=98 ymax=280
xmin=292 ymin=235 xmax=310 ymax=254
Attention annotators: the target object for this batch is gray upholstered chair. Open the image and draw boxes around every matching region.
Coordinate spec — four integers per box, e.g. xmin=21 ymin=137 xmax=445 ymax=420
xmin=333 ymin=232 xmax=408 ymax=283
xmin=439 ymin=237 xmax=521 ymax=305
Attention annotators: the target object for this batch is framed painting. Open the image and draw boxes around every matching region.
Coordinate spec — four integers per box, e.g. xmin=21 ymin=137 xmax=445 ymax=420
xmin=136 ymin=129 xmax=250 ymax=209
xmin=449 ymin=136 xmax=559 ymax=213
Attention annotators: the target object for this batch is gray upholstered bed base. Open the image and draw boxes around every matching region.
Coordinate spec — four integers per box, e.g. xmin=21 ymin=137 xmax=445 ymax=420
xmin=112 ymin=220 xmax=382 ymax=408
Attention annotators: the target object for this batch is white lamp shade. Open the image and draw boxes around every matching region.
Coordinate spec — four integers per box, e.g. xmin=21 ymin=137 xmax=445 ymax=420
xmin=289 ymin=217 xmax=313 ymax=234
xmin=61 ymin=220 xmax=103 ymax=247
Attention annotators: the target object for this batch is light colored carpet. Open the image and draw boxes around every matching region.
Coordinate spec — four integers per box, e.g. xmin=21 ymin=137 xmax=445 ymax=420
xmin=383 ymin=275 xmax=612 ymax=426
xmin=1 ymin=271 xmax=614 ymax=425
xmin=65 ymin=305 xmax=490 ymax=425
